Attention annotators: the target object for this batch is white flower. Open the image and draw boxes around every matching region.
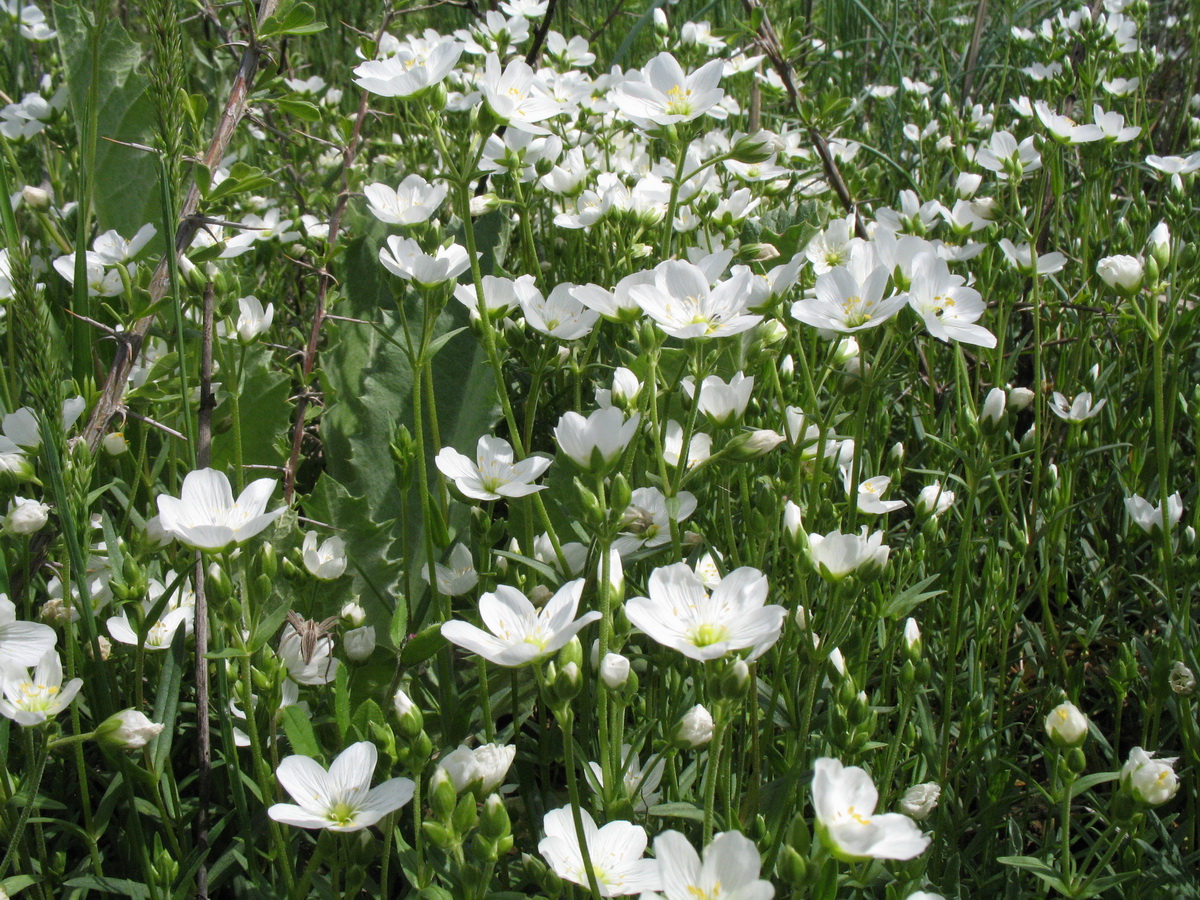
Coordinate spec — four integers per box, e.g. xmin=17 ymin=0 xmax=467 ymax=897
xmin=599 ymin=652 xmax=631 ymax=690
xmin=792 ymin=262 xmax=905 ymax=334
xmin=1092 ymin=104 xmax=1140 ymax=143
xmin=436 ymin=435 xmax=551 ymax=501
xmin=1169 ymin=661 xmax=1196 ymax=695
xmin=378 ymin=235 xmax=470 ymax=287
xmin=107 ymin=602 xmax=193 ymax=651
xmin=441 ymin=579 xmax=600 ymax=667
xmin=437 ymin=742 xmax=516 ymax=794
xmin=675 ymin=704 xmax=714 ymax=747
xmin=807 ymin=527 xmax=890 ymax=581
xmin=1049 ymin=391 xmax=1106 ymax=423
xmin=613 ymin=487 xmax=697 ymax=556
xmin=353 ymin=38 xmax=463 ymax=98
xmin=1095 ymin=255 xmax=1143 ymax=295
xmin=998 ymin=239 xmax=1066 ymax=275
xmin=683 ymin=372 xmax=753 ymax=428
xmin=302 ymin=531 xmax=348 ymax=580
xmin=812 ymin=757 xmax=931 ymax=861
xmin=904 ymin=252 xmax=995 ymax=348
xmin=1120 ymin=747 xmax=1180 ymax=806
xmin=612 ymin=51 xmax=725 ymax=130
xmin=279 ymin=622 xmax=340 ymax=686
xmin=479 ymin=53 xmax=561 ymax=133
xmin=538 ymin=806 xmax=661 ymax=896
xmin=588 ymin=744 xmax=665 ymax=813
xmin=268 ymin=741 xmax=416 ymax=831
xmin=555 ymin=407 xmax=641 ymax=474
xmin=95 ymin=709 xmax=165 ymax=750
xmin=422 ymin=543 xmax=479 ymax=596
xmin=156 ymin=469 xmax=285 ymax=551
xmin=850 ymin=475 xmax=906 ymax=515
xmin=234 ymin=296 xmax=274 ymax=343
xmin=662 ymin=421 xmax=711 ymax=470
xmin=1045 ymin=701 xmax=1088 ymax=746
xmin=91 ymin=223 xmax=156 ymax=266
xmin=363 ymin=175 xmax=447 ymax=226
xmin=1124 ymin=493 xmax=1183 ymax=534
xmin=519 ymin=282 xmax=600 ymax=340
xmin=3 ymin=496 xmax=49 ymax=535
xmin=1034 ymin=100 xmax=1104 ymax=143
xmin=454 ymin=274 xmax=530 ymax=319
xmin=343 ymin=626 xmax=376 ymax=661
xmin=975 ymin=130 xmax=1041 ymax=180
xmin=898 ymin=783 xmax=941 ymax=821
xmin=648 ymin=830 xmax=775 ymax=900
xmin=626 ymin=563 xmax=785 ymax=662
xmin=0 ymin=649 xmax=83 ymax=726
xmin=915 ymin=482 xmax=955 ymax=518
xmin=630 ymin=261 xmax=761 ymax=340
xmin=980 ymin=387 xmax=1007 ymax=426
xmin=0 ymin=594 xmax=56 ymax=667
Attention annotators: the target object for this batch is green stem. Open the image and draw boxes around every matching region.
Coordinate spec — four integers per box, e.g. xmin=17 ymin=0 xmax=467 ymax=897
xmin=0 ymin=730 xmax=49 ymax=882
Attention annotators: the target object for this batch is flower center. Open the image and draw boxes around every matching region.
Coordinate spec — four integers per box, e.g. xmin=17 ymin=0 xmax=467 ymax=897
xmin=690 ymin=623 xmax=729 ymax=648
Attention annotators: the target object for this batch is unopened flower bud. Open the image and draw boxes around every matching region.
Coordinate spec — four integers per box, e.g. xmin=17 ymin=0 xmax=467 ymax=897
xmin=1096 ymin=254 xmax=1144 ymax=296
xmin=480 ymin=793 xmax=511 ymax=841
xmin=980 ymin=387 xmax=1006 ymax=430
xmin=1169 ymin=661 xmax=1196 ymax=695
xmin=101 ymin=432 xmax=129 ymax=456
xmin=899 ymin=782 xmax=941 ymax=820
xmin=343 ymin=625 xmax=376 ymax=661
xmin=393 ymin=688 xmax=424 ymax=736
xmin=674 ymin=704 xmax=714 ymax=748
xmin=718 ymin=658 xmax=751 ymax=700
xmin=726 ymin=429 xmax=785 ymax=461
xmin=600 ymin=652 xmax=630 ymax=690
xmin=903 ymin=617 xmax=922 ymax=660
xmin=3 ymin=497 xmax=49 ymax=535
xmin=95 ymin=709 xmax=165 ymax=750
xmin=430 ymin=766 xmax=458 ymax=820
xmin=1147 ymin=221 xmax=1170 ymax=269
xmin=469 ymin=193 xmax=501 ymax=217
xmin=1045 ymin=701 xmax=1088 ymax=747
xmin=22 ymin=185 xmax=50 ymax=210
xmin=341 ymin=602 xmax=366 ymax=627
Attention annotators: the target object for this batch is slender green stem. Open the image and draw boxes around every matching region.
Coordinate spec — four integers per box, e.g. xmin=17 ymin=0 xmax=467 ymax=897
xmin=0 ymin=730 xmax=49 ymax=881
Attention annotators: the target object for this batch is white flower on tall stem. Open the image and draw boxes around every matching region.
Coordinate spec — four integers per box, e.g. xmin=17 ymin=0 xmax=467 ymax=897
xmin=0 ymin=649 xmax=84 ymax=726
xmin=441 ymin=579 xmax=600 ymax=667
xmin=555 ymin=407 xmax=641 ymax=474
xmin=352 ymin=37 xmax=463 ymax=98
xmin=1048 ymin=391 xmax=1106 ymax=423
xmin=630 ymin=260 xmax=762 ymax=340
xmin=571 ymin=272 xmax=653 ymax=324
xmin=792 ymin=262 xmax=904 ymax=334
xmin=378 ymin=235 xmax=470 ymax=287
xmin=613 ymin=487 xmax=697 ymax=557
xmin=363 ymin=175 xmax=447 ymax=226
xmin=1034 ymin=100 xmax=1104 ymax=143
xmin=453 ymin=274 xmax=531 ymax=319
xmin=91 ymin=223 xmax=156 ymax=266
xmin=682 ymin=372 xmax=753 ymax=428
xmin=422 ymin=543 xmax=479 ymax=596
xmin=437 ymin=742 xmax=516 ymax=794
xmin=625 ymin=562 xmax=784 ymax=661
xmin=479 ymin=53 xmax=561 ymax=133
xmin=107 ymin=602 xmax=193 ymax=650
xmin=302 ymin=531 xmax=348 ymax=580
xmin=662 ymin=421 xmax=712 ymax=470
xmin=1120 ymin=747 xmax=1180 ymax=806
xmin=156 ymin=469 xmax=285 ymax=551
xmin=588 ymin=744 xmax=664 ymax=812
xmin=53 ymin=254 xmax=123 ymax=297
xmin=538 ymin=806 xmax=661 ymax=896
xmin=2 ymin=496 xmax=49 ymax=535
xmin=279 ymin=622 xmax=340 ymax=686
xmin=807 ymin=527 xmax=890 ymax=581
xmin=519 ymin=282 xmax=600 ymax=340
xmin=436 ymin=435 xmax=551 ymax=502
xmin=975 ymin=130 xmax=1041 ymax=180
xmin=268 ymin=741 xmax=415 ymax=831
xmin=0 ymin=595 xmax=56 ymax=667
xmin=904 ymin=252 xmax=995 ymax=347
xmin=1124 ymin=493 xmax=1183 ymax=534
xmin=1092 ymin=105 xmax=1140 ymax=143
xmin=848 ymin=474 xmax=906 ymax=515
xmin=234 ymin=295 xmax=274 ymax=343
xmin=645 ymin=829 xmax=775 ymax=900
xmin=915 ymin=482 xmax=956 ymax=518
xmin=998 ymin=239 xmax=1066 ymax=275
xmin=611 ymin=51 xmax=725 ymax=130
xmin=812 ymin=757 xmax=931 ymax=861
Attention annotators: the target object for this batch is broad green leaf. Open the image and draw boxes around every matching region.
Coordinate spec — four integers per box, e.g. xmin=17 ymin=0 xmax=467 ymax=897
xmin=281 ymin=705 xmax=322 ymax=760
xmin=54 ymin=5 xmax=160 ymax=239
xmin=399 ymin=624 xmax=447 ymax=666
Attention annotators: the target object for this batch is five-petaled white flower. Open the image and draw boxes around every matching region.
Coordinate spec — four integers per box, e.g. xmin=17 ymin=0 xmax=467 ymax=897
xmin=1049 ymin=391 xmax=1106 ymax=423
xmin=302 ymin=531 xmax=348 ymax=580
xmin=441 ymin=579 xmax=600 ymax=667
xmin=612 ymin=51 xmax=725 ymax=130
xmin=538 ymin=805 xmax=661 ymax=896
xmin=436 ymin=435 xmax=552 ymax=502
xmin=156 ymin=469 xmax=285 ymax=551
xmin=1125 ymin=493 xmax=1183 ymax=534
xmin=812 ymin=757 xmax=930 ymax=861
xmin=268 ymin=741 xmax=415 ymax=831
xmin=644 ymin=829 xmax=775 ymax=900
xmin=555 ymin=407 xmax=641 ymax=474
xmin=807 ymin=527 xmax=890 ymax=581
xmin=0 ymin=595 xmax=56 ymax=668
xmin=625 ymin=562 xmax=785 ymax=661
xmin=630 ymin=260 xmax=762 ymax=340
xmin=363 ymin=175 xmax=447 ymax=226
xmin=0 ymin=649 xmax=83 ymax=726
xmin=353 ymin=38 xmax=463 ymax=98
xmin=904 ymin=252 xmax=996 ymax=348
